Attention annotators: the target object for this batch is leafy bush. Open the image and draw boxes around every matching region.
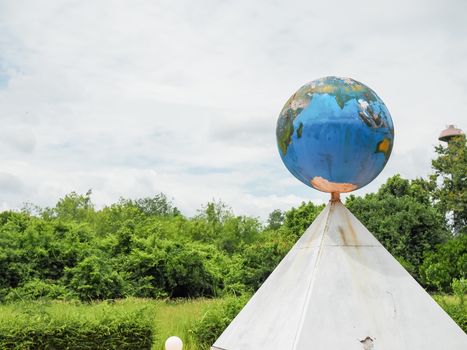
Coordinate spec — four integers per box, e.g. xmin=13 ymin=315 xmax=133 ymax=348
xmin=190 ymin=294 xmax=250 ymax=348
xmin=225 ymin=236 xmax=291 ymax=292
xmin=65 ymin=255 xmax=127 ymax=301
xmin=451 ymin=278 xmax=467 ymax=305
xmin=433 ymin=293 xmax=467 ymax=333
xmin=0 ymin=299 xmax=155 ymax=350
xmin=441 ymin=303 xmax=467 ymax=332
xmin=3 ymin=279 xmax=75 ymax=302
xmin=0 ymin=177 xmax=464 ymax=302
xmin=419 ymin=235 xmax=467 ymax=292
xmin=282 ymin=201 xmax=324 ymax=238
xmin=164 ymin=242 xmax=224 ymax=298
xmin=123 ymin=240 xmax=226 ymax=298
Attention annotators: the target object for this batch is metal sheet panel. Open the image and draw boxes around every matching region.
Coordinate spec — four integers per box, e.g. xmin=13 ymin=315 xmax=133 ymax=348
xmin=212 ymin=201 xmax=467 ymax=350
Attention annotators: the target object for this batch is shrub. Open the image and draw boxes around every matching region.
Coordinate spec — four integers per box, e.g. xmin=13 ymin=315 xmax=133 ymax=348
xmin=434 ymin=294 xmax=467 ymax=333
xmin=226 ymin=237 xmax=291 ymax=292
xmin=420 ymin=234 xmax=467 ymax=292
xmin=442 ymin=303 xmax=467 ymax=332
xmin=3 ymin=279 xmax=75 ymax=302
xmin=65 ymin=255 xmax=127 ymax=301
xmin=0 ymin=299 xmax=155 ymax=350
xmin=452 ymin=278 xmax=467 ymax=305
xmin=190 ymin=294 xmax=250 ymax=348
xmin=164 ymin=242 xmax=224 ymax=298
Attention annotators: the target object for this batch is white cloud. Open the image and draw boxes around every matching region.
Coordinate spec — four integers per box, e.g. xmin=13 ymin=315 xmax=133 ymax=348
xmin=0 ymin=172 xmax=24 ymax=193
xmin=0 ymin=0 xmax=466 ymax=219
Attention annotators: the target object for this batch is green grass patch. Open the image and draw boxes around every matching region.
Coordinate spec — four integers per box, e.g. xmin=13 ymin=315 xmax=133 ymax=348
xmin=152 ymin=298 xmax=223 ymax=350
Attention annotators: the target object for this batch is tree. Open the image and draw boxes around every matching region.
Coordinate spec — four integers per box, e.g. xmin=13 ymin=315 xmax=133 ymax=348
xmin=131 ymin=193 xmax=180 ymax=217
xmin=267 ymin=209 xmax=284 ymax=230
xmin=430 ymin=136 xmax=467 ymax=233
xmin=218 ymin=216 xmax=261 ymax=254
xmin=50 ymin=190 xmax=95 ymax=223
xmin=282 ymin=201 xmax=325 ymax=238
xmin=191 ymin=200 xmax=234 ymax=242
xmin=198 ymin=200 xmax=233 ymax=224
xmin=419 ymin=234 xmax=467 ymax=292
xmin=377 ymin=174 xmax=434 ymax=206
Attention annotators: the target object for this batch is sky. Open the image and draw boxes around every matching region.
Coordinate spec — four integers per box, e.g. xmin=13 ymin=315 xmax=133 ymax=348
xmin=0 ymin=0 xmax=466 ymax=219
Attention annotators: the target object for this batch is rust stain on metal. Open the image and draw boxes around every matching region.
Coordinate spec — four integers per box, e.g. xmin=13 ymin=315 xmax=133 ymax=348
xmin=343 ymin=209 xmax=359 ymax=246
xmin=360 ymin=336 xmax=374 ymax=350
xmin=310 ymin=176 xmax=357 ymax=193
xmin=331 ymin=192 xmax=341 ymax=202
xmin=347 ymin=219 xmax=357 ymax=242
xmin=338 ymin=225 xmax=348 ymax=245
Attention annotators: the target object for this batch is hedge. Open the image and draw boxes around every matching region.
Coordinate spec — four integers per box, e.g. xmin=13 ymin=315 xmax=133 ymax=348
xmin=0 ymin=299 xmax=155 ymax=349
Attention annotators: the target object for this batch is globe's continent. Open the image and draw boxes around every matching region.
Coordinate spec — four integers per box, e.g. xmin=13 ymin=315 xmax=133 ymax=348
xmin=276 ymin=76 xmax=394 ymax=193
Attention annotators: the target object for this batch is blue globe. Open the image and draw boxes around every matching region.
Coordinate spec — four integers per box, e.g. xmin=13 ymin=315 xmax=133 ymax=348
xmin=276 ymin=76 xmax=394 ymax=193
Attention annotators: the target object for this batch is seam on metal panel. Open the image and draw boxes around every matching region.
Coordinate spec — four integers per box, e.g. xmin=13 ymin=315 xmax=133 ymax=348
xmin=291 ymin=201 xmax=334 ymax=350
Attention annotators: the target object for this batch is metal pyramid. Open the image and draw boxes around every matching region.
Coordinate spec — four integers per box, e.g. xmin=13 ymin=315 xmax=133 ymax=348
xmin=212 ymin=200 xmax=467 ymax=350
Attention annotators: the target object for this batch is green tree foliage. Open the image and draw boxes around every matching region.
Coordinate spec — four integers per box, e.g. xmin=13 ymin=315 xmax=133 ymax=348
xmin=419 ymin=234 xmax=466 ymax=292
xmin=227 ymin=234 xmax=292 ymax=292
xmin=50 ymin=190 xmax=95 ymax=222
xmin=347 ymin=175 xmax=449 ymax=279
xmin=126 ymin=193 xmax=181 ymax=217
xmin=452 ymin=278 xmax=467 ymax=305
xmin=377 ymin=174 xmax=434 ymax=205
xmin=65 ymin=255 xmax=126 ymax=300
xmin=267 ymin=209 xmax=284 ymax=230
xmin=0 ymin=194 xmax=273 ymax=301
xmin=164 ymin=242 xmax=223 ymax=297
xmin=0 ymin=157 xmax=465 ymax=302
xmin=282 ymin=201 xmax=325 ymax=238
xmin=430 ymin=136 xmax=467 ymax=233
xmin=191 ymin=201 xmax=262 ymax=254
xmin=3 ymin=279 xmax=74 ymax=302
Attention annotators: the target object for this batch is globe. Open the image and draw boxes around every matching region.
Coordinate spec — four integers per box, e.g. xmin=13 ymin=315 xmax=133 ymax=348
xmin=276 ymin=76 xmax=394 ymax=193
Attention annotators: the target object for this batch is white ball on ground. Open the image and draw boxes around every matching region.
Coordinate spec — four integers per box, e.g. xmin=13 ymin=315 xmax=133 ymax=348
xmin=165 ymin=336 xmax=183 ymax=350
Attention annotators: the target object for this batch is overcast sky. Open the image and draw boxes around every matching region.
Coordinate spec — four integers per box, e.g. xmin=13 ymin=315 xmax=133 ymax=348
xmin=0 ymin=0 xmax=466 ymax=219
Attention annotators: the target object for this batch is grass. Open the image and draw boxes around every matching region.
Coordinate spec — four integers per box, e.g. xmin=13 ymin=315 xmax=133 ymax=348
xmin=152 ymin=298 xmax=223 ymax=350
